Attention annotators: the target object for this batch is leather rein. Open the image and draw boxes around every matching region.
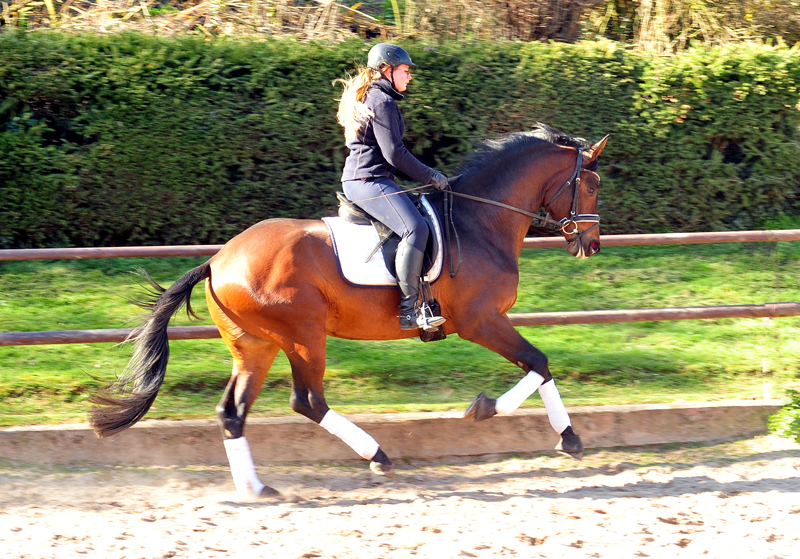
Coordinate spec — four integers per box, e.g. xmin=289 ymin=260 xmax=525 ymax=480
xmin=440 ymin=148 xmax=599 ymax=277
xmin=446 ymin=148 xmax=598 ymax=232
xmin=349 ymin=148 xmax=599 ymax=278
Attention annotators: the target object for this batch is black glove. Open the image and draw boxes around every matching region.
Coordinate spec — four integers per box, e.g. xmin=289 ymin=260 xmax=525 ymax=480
xmin=430 ymin=170 xmax=450 ymax=191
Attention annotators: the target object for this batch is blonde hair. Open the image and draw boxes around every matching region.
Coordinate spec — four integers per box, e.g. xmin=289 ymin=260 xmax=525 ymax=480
xmin=335 ymin=66 xmax=384 ymax=143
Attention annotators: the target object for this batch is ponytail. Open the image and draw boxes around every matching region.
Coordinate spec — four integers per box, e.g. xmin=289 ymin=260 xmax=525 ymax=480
xmin=335 ymin=66 xmax=383 ymax=142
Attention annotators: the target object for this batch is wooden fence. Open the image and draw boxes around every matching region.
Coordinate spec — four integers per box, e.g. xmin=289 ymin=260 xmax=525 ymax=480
xmin=2 ymin=230 xmax=799 ymax=346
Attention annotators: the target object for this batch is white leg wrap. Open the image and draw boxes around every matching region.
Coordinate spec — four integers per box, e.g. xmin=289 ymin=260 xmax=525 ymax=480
xmin=495 ymin=371 xmax=545 ymax=416
xmin=223 ymin=436 xmax=266 ymax=498
xmin=319 ymin=409 xmax=380 ymax=460
xmin=539 ymin=379 xmax=571 ymax=434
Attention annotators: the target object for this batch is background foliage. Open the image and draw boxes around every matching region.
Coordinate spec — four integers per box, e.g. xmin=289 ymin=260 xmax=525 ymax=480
xmin=2 ymin=0 xmax=799 ymax=49
xmin=588 ymin=0 xmax=800 ymax=51
xmin=769 ymin=389 xmax=800 ymax=442
xmin=1 ymin=33 xmax=800 ymax=248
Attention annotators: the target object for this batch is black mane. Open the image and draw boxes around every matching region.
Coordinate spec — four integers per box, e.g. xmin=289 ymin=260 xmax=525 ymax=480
xmin=458 ymin=123 xmax=595 ymax=188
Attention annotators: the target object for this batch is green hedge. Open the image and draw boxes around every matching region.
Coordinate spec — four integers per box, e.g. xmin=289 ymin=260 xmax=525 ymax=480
xmin=1 ymin=33 xmax=799 ymax=248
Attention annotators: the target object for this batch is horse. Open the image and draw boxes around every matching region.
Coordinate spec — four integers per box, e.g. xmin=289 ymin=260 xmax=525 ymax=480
xmin=89 ymin=123 xmax=608 ymax=498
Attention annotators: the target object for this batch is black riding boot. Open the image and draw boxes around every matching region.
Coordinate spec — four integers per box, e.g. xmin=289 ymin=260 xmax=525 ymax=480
xmin=396 ymin=240 xmax=445 ymax=331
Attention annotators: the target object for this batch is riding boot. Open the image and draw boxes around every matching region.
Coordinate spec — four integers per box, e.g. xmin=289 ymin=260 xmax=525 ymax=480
xmin=395 ymin=240 xmax=446 ymax=331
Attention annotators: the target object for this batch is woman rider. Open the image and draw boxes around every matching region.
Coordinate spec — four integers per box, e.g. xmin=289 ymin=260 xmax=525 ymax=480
xmin=337 ymin=43 xmax=449 ymax=331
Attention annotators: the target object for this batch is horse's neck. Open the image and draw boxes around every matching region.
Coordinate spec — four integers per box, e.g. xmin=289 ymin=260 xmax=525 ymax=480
xmin=454 ymin=148 xmax=563 ymax=257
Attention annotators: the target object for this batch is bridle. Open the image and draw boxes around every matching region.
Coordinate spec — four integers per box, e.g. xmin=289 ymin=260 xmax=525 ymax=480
xmin=440 ymin=147 xmax=599 ymax=275
xmin=542 ymin=148 xmax=600 ymax=242
xmin=441 ymin=148 xmax=599 ymax=239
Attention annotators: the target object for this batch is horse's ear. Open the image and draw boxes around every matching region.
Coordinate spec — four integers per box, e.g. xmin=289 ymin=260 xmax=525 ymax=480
xmin=583 ymin=135 xmax=609 ymax=166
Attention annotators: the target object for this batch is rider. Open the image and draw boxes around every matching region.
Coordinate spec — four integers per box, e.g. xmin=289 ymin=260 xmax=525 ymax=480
xmin=337 ymin=43 xmax=448 ymax=331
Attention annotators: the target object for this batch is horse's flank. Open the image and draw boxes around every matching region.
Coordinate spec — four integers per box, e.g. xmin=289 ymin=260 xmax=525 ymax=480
xmin=205 ymin=218 xmax=418 ymax=342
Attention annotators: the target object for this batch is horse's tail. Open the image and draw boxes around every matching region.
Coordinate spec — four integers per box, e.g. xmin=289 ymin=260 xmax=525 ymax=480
xmin=89 ymin=261 xmax=212 ymax=438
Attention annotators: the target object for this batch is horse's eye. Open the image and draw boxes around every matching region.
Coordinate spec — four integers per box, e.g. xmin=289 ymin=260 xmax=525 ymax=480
xmin=587 ymin=187 xmax=596 ymax=196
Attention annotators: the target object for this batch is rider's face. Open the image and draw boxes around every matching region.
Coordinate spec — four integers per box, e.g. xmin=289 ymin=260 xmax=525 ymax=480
xmin=384 ymin=64 xmax=412 ymax=92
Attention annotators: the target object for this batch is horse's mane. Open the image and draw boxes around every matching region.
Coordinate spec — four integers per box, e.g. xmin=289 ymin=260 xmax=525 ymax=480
xmin=457 ymin=123 xmax=597 ymax=191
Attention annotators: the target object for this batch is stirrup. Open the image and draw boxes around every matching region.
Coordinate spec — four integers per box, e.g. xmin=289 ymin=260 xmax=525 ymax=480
xmin=400 ymin=303 xmax=445 ymax=332
xmin=418 ymin=302 xmax=445 ymax=332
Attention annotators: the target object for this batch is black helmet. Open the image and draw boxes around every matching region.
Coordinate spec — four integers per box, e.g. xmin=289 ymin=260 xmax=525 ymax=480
xmin=367 ymin=43 xmax=416 ymax=70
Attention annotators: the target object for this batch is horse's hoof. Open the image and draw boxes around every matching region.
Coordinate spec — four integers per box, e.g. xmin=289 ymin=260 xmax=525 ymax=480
xmin=555 ymin=425 xmax=584 ymax=461
xmin=257 ymin=485 xmax=284 ymax=499
xmin=370 ymin=461 xmax=396 ymax=479
xmin=463 ymin=392 xmax=497 ymax=421
xmin=370 ymin=448 xmax=395 ymax=479
xmin=556 ymin=449 xmax=584 ymax=461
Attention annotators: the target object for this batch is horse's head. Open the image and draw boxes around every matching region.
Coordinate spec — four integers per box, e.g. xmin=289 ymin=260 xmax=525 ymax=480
xmin=545 ymin=135 xmax=608 ymax=259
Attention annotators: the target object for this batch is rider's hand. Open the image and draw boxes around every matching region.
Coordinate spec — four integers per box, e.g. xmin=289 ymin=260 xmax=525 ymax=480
xmin=431 ymin=170 xmax=450 ymax=191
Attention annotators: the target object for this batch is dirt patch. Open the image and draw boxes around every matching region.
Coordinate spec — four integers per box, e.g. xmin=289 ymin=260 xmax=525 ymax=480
xmin=2 ymin=435 xmax=799 ymax=558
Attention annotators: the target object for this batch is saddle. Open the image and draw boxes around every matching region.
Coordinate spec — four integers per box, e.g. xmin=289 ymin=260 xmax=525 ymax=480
xmin=326 ymin=191 xmax=446 ymax=342
xmin=335 ymin=191 xmax=441 ymax=280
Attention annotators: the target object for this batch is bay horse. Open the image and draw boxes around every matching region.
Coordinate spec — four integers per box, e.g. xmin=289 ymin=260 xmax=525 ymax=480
xmin=90 ymin=124 xmax=608 ymax=498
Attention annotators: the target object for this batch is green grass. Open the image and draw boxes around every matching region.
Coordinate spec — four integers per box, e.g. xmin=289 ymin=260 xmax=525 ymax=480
xmin=2 ymin=242 xmax=800 ymax=427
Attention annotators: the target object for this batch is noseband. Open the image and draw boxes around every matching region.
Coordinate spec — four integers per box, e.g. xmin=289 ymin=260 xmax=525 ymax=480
xmin=544 ymin=148 xmax=600 ymax=242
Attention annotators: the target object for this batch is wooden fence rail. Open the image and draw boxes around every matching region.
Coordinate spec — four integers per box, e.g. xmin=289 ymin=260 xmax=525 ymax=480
xmin=2 ymin=302 xmax=800 ymax=346
xmin=2 ymin=230 xmax=800 ymax=261
xmin=2 ymin=230 xmax=799 ymax=346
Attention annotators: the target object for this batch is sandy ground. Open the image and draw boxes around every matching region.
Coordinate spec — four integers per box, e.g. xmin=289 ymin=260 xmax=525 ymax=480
xmin=1 ymin=435 xmax=799 ymax=559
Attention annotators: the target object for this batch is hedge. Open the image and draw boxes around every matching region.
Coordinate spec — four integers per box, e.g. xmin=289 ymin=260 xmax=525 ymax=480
xmin=1 ymin=33 xmax=799 ymax=248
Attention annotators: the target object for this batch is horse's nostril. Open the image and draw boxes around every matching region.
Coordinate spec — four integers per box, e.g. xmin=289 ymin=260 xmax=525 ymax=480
xmin=590 ymin=241 xmax=601 ymax=255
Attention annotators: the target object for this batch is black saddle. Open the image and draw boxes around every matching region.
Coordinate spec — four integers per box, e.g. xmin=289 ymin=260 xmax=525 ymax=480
xmin=335 ymin=191 xmax=440 ymax=281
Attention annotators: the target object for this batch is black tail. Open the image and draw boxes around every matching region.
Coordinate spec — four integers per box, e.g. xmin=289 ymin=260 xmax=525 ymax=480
xmin=89 ymin=261 xmax=212 ymax=437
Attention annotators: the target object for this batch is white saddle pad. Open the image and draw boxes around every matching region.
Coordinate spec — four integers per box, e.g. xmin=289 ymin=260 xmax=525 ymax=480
xmin=322 ymin=196 xmax=444 ymax=287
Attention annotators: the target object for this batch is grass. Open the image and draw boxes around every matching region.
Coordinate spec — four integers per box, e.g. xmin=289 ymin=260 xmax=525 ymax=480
xmin=2 ymin=242 xmax=800 ymax=427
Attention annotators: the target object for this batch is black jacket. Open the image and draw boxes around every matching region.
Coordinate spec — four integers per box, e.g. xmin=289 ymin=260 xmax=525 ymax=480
xmin=341 ymin=78 xmax=434 ymax=184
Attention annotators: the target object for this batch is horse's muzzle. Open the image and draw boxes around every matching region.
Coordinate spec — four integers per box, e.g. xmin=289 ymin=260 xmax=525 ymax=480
xmin=566 ymin=238 xmax=601 ymax=259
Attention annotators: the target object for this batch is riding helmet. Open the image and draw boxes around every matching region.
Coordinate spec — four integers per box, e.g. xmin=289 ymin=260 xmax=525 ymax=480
xmin=367 ymin=43 xmax=416 ymax=70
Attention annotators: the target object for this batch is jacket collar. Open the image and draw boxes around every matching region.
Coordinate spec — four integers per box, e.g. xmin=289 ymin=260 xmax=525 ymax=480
xmin=372 ymin=77 xmax=404 ymax=101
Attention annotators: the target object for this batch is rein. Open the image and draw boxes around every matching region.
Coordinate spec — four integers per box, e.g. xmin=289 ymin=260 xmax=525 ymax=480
xmin=448 ymin=190 xmax=561 ymax=228
xmin=346 ymin=147 xmax=599 ymax=277
xmin=347 ymin=177 xmax=560 ymax=228
xmin=446 ymin=148 xmax=601 ymax=237
xmin=441 ymin=149 xmax=600 ymax=274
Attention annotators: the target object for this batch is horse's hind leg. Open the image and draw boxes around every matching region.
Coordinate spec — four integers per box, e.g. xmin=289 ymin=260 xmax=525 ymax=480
xmin=285 ymin=334 xmax=395 ymax=478
xmin=215 ymin=334 xmax=281 ymax=498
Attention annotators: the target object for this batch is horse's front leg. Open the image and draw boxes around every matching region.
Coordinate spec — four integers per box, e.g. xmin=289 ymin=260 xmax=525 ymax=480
xmin=458 ymin=314 xmax=583 ymax=459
